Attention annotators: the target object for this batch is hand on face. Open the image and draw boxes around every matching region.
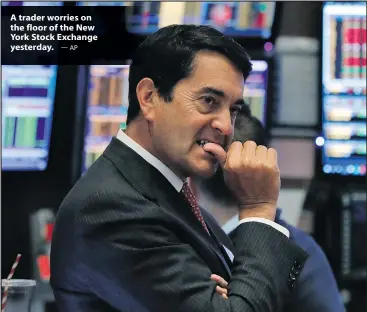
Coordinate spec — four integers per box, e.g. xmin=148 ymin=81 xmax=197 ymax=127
xmin=204 ymin=140 xmax=280 ymax=221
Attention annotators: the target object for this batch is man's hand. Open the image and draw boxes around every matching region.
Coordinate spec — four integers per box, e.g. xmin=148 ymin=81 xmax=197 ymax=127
xmin=203 ymin=140 xmax=280 ymax=221
xmin=211 ymin=274 xmax=228 ymax=299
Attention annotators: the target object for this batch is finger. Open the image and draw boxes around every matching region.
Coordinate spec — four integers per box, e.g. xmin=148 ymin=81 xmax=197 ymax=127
xmin=222 ymin=141 xmax=242 ymax=169
xmin=216 ymin=286 xmax=228 ymax=296
xmin=222 ymin=293 xmax=228 ymax=299
xmin=210 ymin=274 xmax=228 ymax=287
xmin=266 ymin=147 xmax=278 ymax=165
xmin=242 ymin=141 xmax=257 ymax=160
xmin=202 ymin=143 xmax=227 ymax=167
xmin=255 ymin=145 xmax=267 ymax=162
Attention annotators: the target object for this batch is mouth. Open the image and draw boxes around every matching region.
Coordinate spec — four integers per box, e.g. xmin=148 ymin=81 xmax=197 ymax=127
xmin=197 ymin=139 xmax=210 ymax=148
xmin=196 ymin=139 xmax=224 ymax=159
xmin=196 ymin=139 xmax=223 ymax=148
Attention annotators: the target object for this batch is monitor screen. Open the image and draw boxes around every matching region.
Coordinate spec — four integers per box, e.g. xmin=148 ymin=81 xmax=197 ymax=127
xmin=82 ymin=65 xmax=129 ymax=172
xmin=321 ymin=2 xmax=366 ymax=176
xmin=126 ymin=2 xmax=276 ymax=38
xmin=1 ymin=1 xmax=62 ymax=6
xmin=2 ymin=65 xmax=58 ymax=171
xmin=76 ymin=1 xmax=132 ymax=6
xmin=244 ymin=60 xmax=269 ymax=125
xmin=81 ymin=61 xmax=268 ymax=172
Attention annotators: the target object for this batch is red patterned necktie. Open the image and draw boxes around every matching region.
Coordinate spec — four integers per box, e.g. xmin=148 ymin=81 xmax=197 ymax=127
xmin=181 ymin=182 xmax=210 ymax=234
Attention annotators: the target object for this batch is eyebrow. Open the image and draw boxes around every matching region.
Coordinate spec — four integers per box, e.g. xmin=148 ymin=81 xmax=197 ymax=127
xmin=199 ymin=87 xmax=245 ymax=106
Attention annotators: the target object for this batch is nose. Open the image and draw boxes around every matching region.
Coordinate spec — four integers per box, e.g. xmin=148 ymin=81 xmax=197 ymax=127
xmin=211 ymin=108 xmax=233 ymax=136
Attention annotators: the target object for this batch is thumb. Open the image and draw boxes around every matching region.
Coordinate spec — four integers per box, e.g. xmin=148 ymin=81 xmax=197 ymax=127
xmin=202 ymin=143 xmax=227 ymax=168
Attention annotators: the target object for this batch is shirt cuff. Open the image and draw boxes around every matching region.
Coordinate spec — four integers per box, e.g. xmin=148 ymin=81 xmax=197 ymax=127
xmin=238 ymin=218 xmax=290 ymax=238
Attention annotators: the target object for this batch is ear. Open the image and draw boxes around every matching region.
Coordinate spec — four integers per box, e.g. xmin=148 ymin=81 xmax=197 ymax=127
xmin=136 ymin=78 xmax=156 ymax=121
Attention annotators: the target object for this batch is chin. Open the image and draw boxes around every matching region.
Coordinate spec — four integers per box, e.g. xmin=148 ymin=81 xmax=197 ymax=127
xmin=192 ymin=162 xmax=218 ymax=179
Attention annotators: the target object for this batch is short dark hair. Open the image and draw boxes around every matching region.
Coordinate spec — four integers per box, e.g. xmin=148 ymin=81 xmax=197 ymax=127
xmin=126 ymin=24 xmax=253 ymax=124
xmin=196 ymin=107 xmax=269 ymax=205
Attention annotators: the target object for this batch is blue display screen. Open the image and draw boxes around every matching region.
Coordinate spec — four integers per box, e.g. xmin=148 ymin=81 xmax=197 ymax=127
xmin=321 ymin=2 xmax=366 ymax=176
xmin=244 ymin=60 xmax=269 ymax=126
xmin=76 ymin=1 xmax=129 ymax=6
xmin=2 ymin=65 xmax=58 ymax=171
xmin=1 ymin=1 xmax=62 ymax=6
xmin=82 ymin=65 xmax=130 ymax=172
xmin=126 ymin=2 xmax=275 ymax=39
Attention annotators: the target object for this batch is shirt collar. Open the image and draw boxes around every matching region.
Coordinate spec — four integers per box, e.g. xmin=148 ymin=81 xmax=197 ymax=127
xmin=116 ymin=129 xmax=184 ymax=192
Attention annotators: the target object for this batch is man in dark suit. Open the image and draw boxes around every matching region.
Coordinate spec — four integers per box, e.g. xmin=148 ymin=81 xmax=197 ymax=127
xmin=192 ymin=108 xmax=346 ymax=312
xmin=50 ymin=24 xmax=308 ymax=312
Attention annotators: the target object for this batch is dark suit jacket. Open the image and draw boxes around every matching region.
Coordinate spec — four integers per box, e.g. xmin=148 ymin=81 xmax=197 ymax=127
xmin=218 ymin=209 xmax=345 ymax=312
xmin=50 ymin=137 xmax=308 ymax=312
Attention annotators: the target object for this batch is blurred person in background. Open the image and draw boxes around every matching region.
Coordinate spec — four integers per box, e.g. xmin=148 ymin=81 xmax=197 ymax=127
xmin=191 ymin=106 xmax=345 ymax=312
xmin=51 ymin=24 xmax=308 ymax=312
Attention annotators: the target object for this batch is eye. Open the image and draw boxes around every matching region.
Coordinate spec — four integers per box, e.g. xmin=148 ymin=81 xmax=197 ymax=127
xmin=201 ymin=96 xmax=217 ymax=106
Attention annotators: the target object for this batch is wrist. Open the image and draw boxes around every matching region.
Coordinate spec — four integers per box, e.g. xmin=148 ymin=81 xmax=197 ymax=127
xmin=238 ymin=203 xmax=276 ymax=221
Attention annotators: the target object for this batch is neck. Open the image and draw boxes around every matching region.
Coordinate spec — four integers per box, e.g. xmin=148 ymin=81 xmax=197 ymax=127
xmin=197 ymin=193 xmax=238 ymax=227
xmin=125 ymin=117 xmax=153 ymax=153
xmin=125 ymin=118 xmax=186 ymax=181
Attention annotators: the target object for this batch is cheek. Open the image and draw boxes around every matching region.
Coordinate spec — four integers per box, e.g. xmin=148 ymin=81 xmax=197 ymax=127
xmin=160 ymin=100 xmax=212 ymax=148
xmin=155 ymin=116 xmax=188 ymax=151
xmin=191 ymin=109 xmax=214 ymax=128
xmin=184 ymin=117 xmax=208 ymax=145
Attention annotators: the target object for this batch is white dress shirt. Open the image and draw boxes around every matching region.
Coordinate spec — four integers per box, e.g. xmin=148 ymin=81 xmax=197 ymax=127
xmin=223 ymin=215 xmax=289 ymax=237
xmin=116 ymin=130 xmax=289 ymax=237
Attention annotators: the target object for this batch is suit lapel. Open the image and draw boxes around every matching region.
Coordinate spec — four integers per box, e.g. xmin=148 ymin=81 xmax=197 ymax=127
xmin=160 ymin=189 xmax=232 ymax=279
xmin=103 ymin=138 xmax=231 ymax=280
xmin=205 ymin=224 xmax=232 ymax=277
xmin=201 ymin=209 xmax=234 ymax=274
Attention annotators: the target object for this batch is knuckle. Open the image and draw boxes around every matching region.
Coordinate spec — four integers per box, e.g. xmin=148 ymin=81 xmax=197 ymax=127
xmin=244 ymin=140 xmax=257 ymax=146
xmin=243 ymin=140 xmax=257 ymax=150
xmin=230 ymin=141 xmax=242 ymax=152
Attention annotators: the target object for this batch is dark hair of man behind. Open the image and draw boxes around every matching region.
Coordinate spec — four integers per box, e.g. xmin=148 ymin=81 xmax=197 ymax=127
xmin=126 ymin=24 xmax=253 ymax=124
xmin=196 ymin=106 xmax=270 ymax=206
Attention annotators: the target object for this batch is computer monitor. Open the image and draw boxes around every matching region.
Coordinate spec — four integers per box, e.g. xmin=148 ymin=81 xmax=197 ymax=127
xmin=2 ymin=65 xmax=58 ymax=171
xmin=126 ymin=2 xmax=275 ymax=38
xmin=76 ymin=1 xmax=131 ymax=6
xmin=244 ymin=60 xmax=269 ymax=125
xmin=1 ymin=1 xmax=62 ymax=6
xmin=81 ymin=61 xmax=269 ymax=172
xmin=321 ymin=2 xmax=366 ymax=177
xmin=82 ymin=65 xmax=130 ymax=172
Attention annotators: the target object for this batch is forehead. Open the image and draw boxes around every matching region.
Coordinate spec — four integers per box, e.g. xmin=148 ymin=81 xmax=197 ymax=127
xmin=184 ymin=51 xmax=245 ymax=98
